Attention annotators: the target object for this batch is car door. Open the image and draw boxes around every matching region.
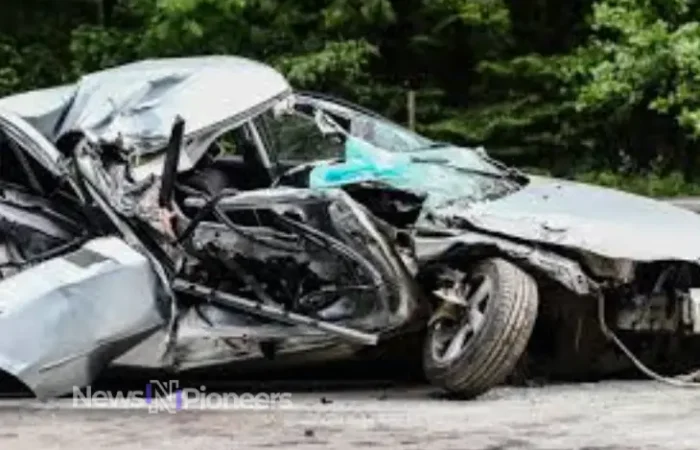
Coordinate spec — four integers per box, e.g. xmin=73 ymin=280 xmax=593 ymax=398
xmin=0 ymin=108 xmax=167 ymax=399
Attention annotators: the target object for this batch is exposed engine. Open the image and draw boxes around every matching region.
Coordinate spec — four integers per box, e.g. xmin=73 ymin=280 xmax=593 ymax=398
xmin=176 ymin=190 xmax=413 ymax=331
xmin=613 ymin=261 xmax=700 ymax=335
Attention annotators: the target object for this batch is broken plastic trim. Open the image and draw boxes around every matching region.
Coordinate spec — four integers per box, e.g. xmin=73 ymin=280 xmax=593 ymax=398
xmin=172 ymin=278 xmax=379 ymax=345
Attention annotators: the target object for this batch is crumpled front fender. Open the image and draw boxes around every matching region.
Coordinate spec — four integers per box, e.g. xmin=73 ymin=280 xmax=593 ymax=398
xmin=414 ymin=231 xmax=596 ymax=296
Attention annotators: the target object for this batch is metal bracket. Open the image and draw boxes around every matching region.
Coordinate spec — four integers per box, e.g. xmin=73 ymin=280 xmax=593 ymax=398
xmin=173 ymin=278 xmax=379 ymax=346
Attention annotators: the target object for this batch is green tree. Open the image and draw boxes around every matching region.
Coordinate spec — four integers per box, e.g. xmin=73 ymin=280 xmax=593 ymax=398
xmin=571 ymin=0 xmax=700 ymax=177
xmin=7 ymin=0 xmax=700 ymax=190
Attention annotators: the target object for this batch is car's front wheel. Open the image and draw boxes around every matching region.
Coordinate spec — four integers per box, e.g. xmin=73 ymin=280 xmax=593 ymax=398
xmin=423 ymin=258 xmax=539 ymax=398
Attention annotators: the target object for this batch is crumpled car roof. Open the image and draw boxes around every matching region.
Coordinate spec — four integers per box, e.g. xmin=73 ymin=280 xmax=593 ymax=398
xmin=0 ymin=56 xmax=291 ymax=155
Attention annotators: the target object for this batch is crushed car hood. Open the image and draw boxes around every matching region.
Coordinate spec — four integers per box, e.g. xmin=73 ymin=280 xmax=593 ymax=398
xmin=309 ymin=140 xmax=700 ymax=263
xmin=437 ymin=176 xmax=700 ymax=262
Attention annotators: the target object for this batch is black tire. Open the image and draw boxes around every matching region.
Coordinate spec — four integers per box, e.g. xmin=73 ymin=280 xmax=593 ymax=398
xmin=423 ymin=257 xmax=539 ymax=399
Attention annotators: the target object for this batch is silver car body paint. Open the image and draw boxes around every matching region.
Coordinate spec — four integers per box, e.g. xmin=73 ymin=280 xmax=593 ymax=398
xmin=436 ymin=176 xmax=700 ymax=262
xmin=0 ymin=237 xmax=164 ymax=399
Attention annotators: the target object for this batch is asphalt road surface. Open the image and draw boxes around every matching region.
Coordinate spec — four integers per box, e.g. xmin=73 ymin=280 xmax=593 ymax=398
xmin=0 ymin=380 xmax=698 ymax=449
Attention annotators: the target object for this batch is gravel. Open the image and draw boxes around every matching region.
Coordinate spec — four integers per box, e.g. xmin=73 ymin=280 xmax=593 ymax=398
xmin=0 ymin=380 xmax=698 ymax=449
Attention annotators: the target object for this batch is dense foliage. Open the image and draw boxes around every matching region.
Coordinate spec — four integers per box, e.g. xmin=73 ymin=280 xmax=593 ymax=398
xmin=4 ymin=0 xmax=700 ymax=194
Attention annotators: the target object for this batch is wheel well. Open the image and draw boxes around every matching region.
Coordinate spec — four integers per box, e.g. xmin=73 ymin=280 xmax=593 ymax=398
xmin=417 ymin=243 xmax=538 ymax=289
xmin=0 ymin=369 xmax=33 ymax=397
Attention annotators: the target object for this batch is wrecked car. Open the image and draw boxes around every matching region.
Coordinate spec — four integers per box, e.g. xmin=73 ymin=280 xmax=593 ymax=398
xmin=0 ymin=56 xmax=535 ymax=400
xmin=1 ymin=56 xmax=699 ymax=402
xmin=290 ymin=92 xmax=700 ymax=382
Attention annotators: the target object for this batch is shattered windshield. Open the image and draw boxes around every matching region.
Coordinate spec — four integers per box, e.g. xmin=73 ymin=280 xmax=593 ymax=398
xmin=296 ymin=96 xmax=525 ymax=207
xmin=308 ymin=134 xmax=522 ymax=211
xmin=346 ymin=112 xmax=433 ymax=153
xmin=296 ymin=96 xmax=433 ymax=153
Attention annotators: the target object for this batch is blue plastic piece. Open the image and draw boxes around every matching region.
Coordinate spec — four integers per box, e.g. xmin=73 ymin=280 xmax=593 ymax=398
xmin=309 ymin=135 xmax=508 ymax=212
xmin=309 ymin=137 xmax=410 ymax=188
